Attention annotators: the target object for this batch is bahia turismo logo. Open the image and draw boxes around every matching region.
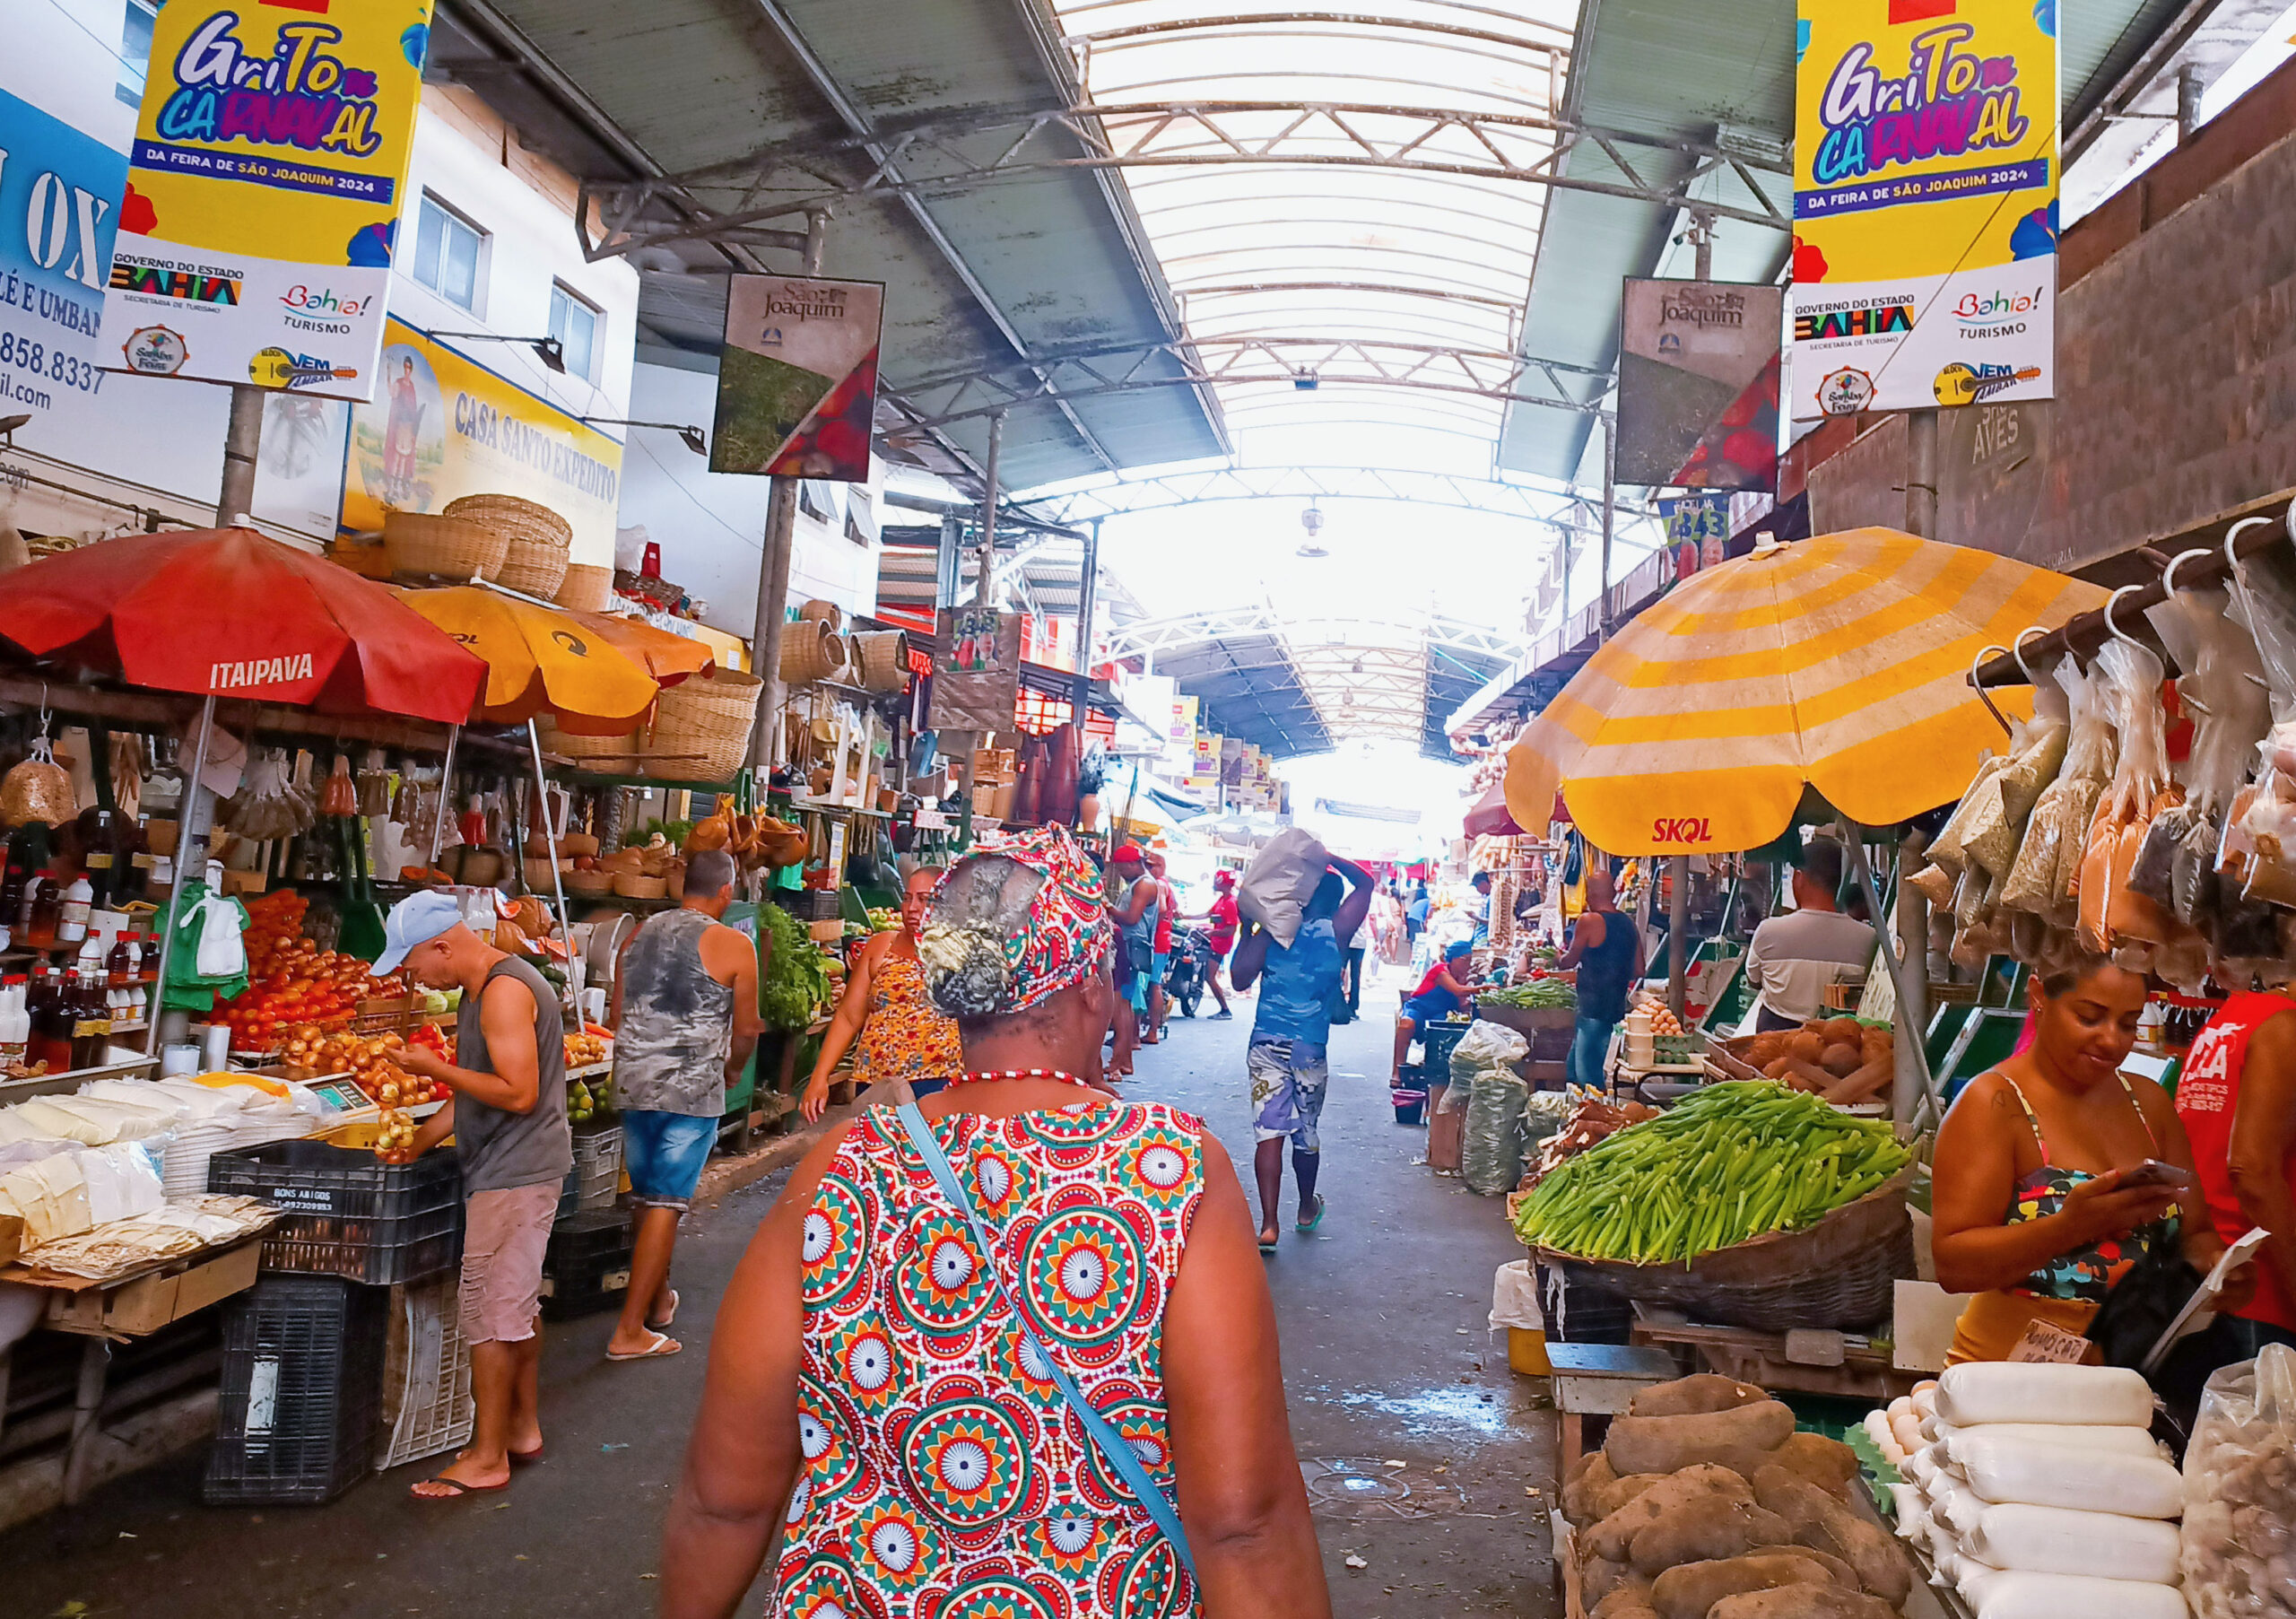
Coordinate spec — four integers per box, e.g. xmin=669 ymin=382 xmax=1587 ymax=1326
xmin=1953 ymin=284 xmax=2044 ymax=340
xmin=278 ymin=283 xmax=368 ymax=335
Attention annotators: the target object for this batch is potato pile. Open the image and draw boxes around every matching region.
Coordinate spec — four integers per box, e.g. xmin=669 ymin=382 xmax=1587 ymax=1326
xmin=1737 ymin=1019 xmax=1892 ymax=1105
xmin=1562 ymin=1373 xmax=1909 ymax=1619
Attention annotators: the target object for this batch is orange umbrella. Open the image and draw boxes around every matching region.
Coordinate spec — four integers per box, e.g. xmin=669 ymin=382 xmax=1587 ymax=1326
xmin=397 ymin=586 xmax=661 ymax=734
xmin=562 ymin=609 xmax=715 ymax=688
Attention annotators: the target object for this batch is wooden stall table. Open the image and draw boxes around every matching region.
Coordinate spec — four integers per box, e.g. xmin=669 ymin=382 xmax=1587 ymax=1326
xmin=1545 ymin=1341 xmax=1680 ymax=1474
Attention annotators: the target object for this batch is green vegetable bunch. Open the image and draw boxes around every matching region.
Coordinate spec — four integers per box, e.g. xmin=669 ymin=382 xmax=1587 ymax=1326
xmin=757 ymin=901 xmax=838 ymax=1031
xmin=1512 ymin=1080 xmax=1909 ymax=1266
xmin=621 ymin=817 xmax=696 ymax=849
xmin=1483 ymin=979 xmax=1577 ymax=1009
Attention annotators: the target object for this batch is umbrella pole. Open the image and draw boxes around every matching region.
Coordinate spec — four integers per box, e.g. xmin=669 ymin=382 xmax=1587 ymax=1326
xmin=1839 ymin=819 xmax=1937 ymax=1127
xmin=1667 ymin=854 xmax=1689 ymax=1018
xmin=148 ymin=694 xmax=217 ymax=1056
xmin=526 ymin=720 xmax=574 ymax=1007
xmin=427 ymin=724 xmax=461 ymax=869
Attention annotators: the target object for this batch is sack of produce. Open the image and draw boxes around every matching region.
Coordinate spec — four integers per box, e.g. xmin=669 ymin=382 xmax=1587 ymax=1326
xmin=2002 ymin=656 xmax=2113 ymax=928
xmin=1235 ymin=826 xmax=1327 ymax=946
xmin=1462 ymin=1066 xmax=1529 ymax=1196
xmin=1935 ymin=1362 xmax=2152 ymax=1429
xmin=2181 ymin=1343 xmax=2296 ymax=1619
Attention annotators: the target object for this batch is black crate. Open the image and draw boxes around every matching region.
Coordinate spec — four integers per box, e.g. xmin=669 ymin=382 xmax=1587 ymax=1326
xmin=208 ymin=1139 xmax=463 ymax=1285
xmin=539 ymin=1210 xmax=632 ymax=1320
xmin=204 ymin=1274 xmax=390 ymax=1505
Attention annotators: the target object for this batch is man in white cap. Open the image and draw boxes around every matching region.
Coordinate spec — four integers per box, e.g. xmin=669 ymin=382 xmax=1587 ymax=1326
xmin=373 ymin=890 xmax=571 ymax=1500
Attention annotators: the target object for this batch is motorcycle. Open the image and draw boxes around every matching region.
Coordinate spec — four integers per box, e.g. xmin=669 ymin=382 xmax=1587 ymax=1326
xmin=1163 ymin=924 xmax=1217 ymax=1018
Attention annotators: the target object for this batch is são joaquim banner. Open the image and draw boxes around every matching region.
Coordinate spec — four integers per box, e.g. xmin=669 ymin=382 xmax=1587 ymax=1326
xmin=97 ymin=0 xmax=435 ymax=402
xmin=709 ymin=274 xmax=883 ymax=481
xmin=1791 ymin=0 xmax=2057 ymax=422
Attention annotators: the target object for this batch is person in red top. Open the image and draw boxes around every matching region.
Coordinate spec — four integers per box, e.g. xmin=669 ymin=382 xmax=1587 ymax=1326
xmin=1187 ymin=867 xmax=1240 ymax=1020
xmin=1391 ymin=940 xmax=1476 ymax=1082
xmin=2172 ymin=990 xmax=2294 ymax=1371
xmin=1147 ymin=851 xmax=1178 ymax=1040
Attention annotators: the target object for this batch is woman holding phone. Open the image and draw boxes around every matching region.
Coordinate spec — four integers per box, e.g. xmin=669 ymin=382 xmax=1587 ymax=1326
xmin=1931 ymin=955 xmax=2244 ymax=1363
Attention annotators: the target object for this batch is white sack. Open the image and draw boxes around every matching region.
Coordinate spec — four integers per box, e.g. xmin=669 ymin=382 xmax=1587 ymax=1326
xmin=1937 ymin=1362 xmax=2153 ymax=1428
xmin=1236 ymin=827 xmax=1327 ymax=946
xmin=1947 ymin=1432 xmax=2184 ymax=1519
xmin=1963 ymin=1501 xmax=2183 ymax=1583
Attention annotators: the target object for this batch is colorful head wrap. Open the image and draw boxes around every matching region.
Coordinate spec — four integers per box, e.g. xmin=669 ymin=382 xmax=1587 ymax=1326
xmin=917 ymin=826 xmax=1117 ymax=1019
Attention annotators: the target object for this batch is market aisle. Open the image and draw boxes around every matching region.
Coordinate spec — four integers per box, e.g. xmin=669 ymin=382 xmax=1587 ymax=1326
xmin=0 ymin=969 xmax=1557 ymax=1619
xmin=1129 ymin=969 xmax=1560 ymax=1618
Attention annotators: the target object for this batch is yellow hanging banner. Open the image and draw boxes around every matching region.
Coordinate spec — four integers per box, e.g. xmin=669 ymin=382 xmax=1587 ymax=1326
xmin=1791 ymin=0 xmax=2057 ymax=422
xmin=97 ymin=1 xmax=435 ymax=402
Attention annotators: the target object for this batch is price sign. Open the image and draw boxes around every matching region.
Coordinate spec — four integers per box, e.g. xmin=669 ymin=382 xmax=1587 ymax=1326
xmin=2007 ymin=1317 xmax=2094 ymax=1363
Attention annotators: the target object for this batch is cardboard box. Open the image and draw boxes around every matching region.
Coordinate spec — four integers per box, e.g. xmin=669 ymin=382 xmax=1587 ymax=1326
xmin=42 ymin=1237 xmax=262 ymax=1337
xmin=1892 ymin=1279 xmax=1970 ymax=1373
xmin=1427 ymin=1084 xmax=1464 ymax=1172
xmin=0 ymin=1213 xmax=21 ymax=1268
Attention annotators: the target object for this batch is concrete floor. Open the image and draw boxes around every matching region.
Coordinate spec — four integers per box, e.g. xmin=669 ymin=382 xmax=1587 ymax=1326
xmin=0 ymin=966 xmax=1559 ymax=1618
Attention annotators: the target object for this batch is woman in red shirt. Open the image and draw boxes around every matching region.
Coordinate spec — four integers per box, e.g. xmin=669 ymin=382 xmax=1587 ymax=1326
xmin=2172 ymin=990 xmax=2296 ymax=1368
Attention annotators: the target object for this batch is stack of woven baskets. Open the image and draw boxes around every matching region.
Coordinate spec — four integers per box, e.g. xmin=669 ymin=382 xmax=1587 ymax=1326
xmin=537 ymin=667 xmax=764 ymax=785
xmin=382 ymin=493 xmax=595 ymax=605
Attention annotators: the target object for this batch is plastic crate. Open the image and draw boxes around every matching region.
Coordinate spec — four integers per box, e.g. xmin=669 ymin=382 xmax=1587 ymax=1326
xmin=539 ymin=1210 xmax=632 ymax=1320
xmin=205 ymin=1274 xmax=389 ymax=1504
xmin=207 ymin=1138 xmax=463 ymax=1285
xmin=574 ymin=1126 xmax=622 ymax=1212
xmin=377 ymin=1275 xmax=473 ymax=1471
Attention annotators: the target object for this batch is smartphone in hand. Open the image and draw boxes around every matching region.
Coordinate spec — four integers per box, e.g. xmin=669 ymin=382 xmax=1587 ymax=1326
xmin=2118 ymin=1159 xmax=2192 ymax=1191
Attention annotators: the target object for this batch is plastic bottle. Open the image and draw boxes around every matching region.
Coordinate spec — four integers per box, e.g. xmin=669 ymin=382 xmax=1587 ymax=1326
xmin=0 ymin=979 xmax=25 ymax=1068
xmin=28 ymin=876 xmax=58 ymax=938
xmin=57 ymin=875 xmax=91 ymax=944
xmin=75 ymin=932 xmax=104 ymax=982
xmin=106 ymin=929 xmax=133 ymax=988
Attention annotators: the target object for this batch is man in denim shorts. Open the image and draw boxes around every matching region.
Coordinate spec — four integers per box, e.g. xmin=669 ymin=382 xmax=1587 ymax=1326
xmin=604 ymin=849 xmax=760 ymax=1362
xmin=1231 ymin=853 xmax=1374 ymax=1251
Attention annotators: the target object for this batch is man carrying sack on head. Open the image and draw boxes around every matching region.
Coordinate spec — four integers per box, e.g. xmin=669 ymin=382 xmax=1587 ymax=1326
xmin=375 ymin=891 xmax=571 ymax=1501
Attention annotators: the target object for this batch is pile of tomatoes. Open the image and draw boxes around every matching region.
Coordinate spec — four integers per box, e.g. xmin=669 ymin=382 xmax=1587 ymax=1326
xmin=219 ymin=898 xmax=408 ymax=1053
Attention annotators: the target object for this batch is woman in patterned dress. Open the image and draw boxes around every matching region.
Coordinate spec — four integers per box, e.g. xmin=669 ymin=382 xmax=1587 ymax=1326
xmin=664 ymin=829 xmax=1329 ymax=1619
xmin=802 ymin=866 xmax=965 ymax=1120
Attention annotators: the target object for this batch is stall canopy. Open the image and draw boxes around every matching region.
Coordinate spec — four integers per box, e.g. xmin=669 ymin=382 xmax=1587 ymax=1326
xmin=0 ymin=527 xmax=485 ymax=726
xmin=1504 ymin=530 xmax=2108 ymax=856
xmin=1463 ymin=780 xmax=1523 ymax=840
xmin=398 ymin=587 xmax=665 ymax=734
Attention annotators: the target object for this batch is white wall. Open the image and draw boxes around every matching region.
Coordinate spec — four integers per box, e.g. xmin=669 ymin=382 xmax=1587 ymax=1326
xmin=619 ymin=355 xmax=883 ymax=637
xmin=0 ymin=4 xmax=635 ymax=547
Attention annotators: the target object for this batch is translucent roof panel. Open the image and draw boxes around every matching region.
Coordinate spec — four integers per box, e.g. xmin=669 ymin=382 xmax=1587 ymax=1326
xmin=1056 ymin=0 xmax=1580 ymax=467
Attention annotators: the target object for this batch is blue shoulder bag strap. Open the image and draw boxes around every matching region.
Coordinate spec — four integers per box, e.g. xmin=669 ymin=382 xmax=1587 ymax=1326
xmin=893 ymin=1101 xmax=1196 ymax=1580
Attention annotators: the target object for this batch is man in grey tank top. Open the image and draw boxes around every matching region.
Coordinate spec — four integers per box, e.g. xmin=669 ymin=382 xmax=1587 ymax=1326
xmin=374 ymin=889 xmax=571 ymax=1501
xmin=604 ymin=849 xmax=761 ymax=1362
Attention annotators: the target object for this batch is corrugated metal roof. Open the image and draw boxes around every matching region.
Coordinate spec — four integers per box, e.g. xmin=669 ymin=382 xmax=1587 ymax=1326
xmin=446 ymin=0 xmax=1224 ymax=492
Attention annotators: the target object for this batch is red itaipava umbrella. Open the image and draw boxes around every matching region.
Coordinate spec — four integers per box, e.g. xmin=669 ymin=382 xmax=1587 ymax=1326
xmin=0 ymin=527 xmax=486 ymax=723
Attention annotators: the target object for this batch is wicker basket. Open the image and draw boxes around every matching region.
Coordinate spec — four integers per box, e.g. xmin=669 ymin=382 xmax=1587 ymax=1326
xmin=445 ymin=494 xmax=570 ymax=598
xmin=647 ymin=667 xmax=763 ymax=784
xmin=612 ymin=873 xmax=668 ymax=900
xmin=850 ymin=630 xmax=911 ymax=692
xmin=565 ymin=870 xmax=614 ymax=898
xmin=1530 ymin=1165 xmax=1917 ymax=1331
xmin=555 ymin=563 xmax=613 ymax=612
xmin=536 ymin=716 xmax=644 ymax=775
xmin=779 ymin=619 xmax=843 ymax=685
xmin=522 ymin=857 xmax=568 ymax=892
xmin=384 ymin=512 xmax=505 ymax=581
xmin=797 ymin=599 xmax=843 ymax=629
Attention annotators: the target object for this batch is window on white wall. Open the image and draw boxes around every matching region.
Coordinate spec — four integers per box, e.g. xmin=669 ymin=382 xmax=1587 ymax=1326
xmin=117 ymin=1 xmax=159 ymax=106
xmin=547 ymin=284 xmax=601 ymax=383
xmin=413 ymin=196 xmax=485 ymax=312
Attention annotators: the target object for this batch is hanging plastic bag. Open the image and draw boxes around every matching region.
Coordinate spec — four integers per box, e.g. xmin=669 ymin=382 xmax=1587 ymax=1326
xmin=2076 ymin=640 xmax=2169 ymax=955
xmin=2180 ymin=1343 xmax=2296 ymax=1619
xmin=2004 ymin=657 xmax=2112 ymax=925
xmin=0 ymin=731 xmax=75 ymax=829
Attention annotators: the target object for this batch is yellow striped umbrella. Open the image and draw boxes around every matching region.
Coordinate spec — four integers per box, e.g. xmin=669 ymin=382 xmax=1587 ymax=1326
xmin=1503 ymin=529 xmax=2109 ymax=856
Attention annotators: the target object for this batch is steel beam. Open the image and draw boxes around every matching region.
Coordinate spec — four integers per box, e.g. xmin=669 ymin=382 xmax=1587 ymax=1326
xmin=574 ymin=100 xmax=1794 ymax=262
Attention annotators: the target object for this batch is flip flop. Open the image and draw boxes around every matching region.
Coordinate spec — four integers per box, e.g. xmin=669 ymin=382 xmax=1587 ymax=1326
xmin=1297 ymin=1195 xmax=1326 ymax=1234
xmin=648 ymin=1289 xmax=679 ymax=1331
xmin=1257 ymin=1231 xmax=1280 ymax=1255
xmin=509 ymin=1445 xmax=544 ymax=1466
xmin=413 ymin=1474 xmax=508 ymax=1500
xmin=605 ymin=1329 xmax=683 ymax=1362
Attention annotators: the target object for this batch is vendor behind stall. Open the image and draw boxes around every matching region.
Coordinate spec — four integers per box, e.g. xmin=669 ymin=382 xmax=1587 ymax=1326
xmin=1555 ymin=866 xmax=1639 ymax=1091
xmin=1389 ymin=939 xmax=1477 ymax=1082
xmin=1931 ymin=955 xmax=2242 ymax=1364
xmin=1744 ymin=839 xmax=1875 ymax=1032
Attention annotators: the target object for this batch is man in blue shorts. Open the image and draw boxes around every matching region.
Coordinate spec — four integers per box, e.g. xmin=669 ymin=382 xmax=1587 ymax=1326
xmin=604 ymin=849 xmax=761 ymax=1361
xmin=1232 ymin=853 xmax=1374 ymax=1250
